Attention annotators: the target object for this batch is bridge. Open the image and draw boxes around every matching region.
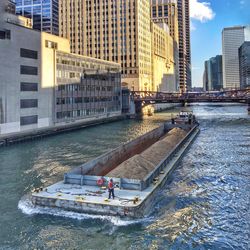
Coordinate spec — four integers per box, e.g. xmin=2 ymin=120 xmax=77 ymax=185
xmin=129 ymin=89 xmax=250 ymax=113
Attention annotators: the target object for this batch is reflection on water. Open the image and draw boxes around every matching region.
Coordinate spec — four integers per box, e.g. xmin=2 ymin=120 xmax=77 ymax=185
xmin=0 ymin=104 xmax=249 ymax=250
xmin=147 ymin=205 xmax=212 ymax=242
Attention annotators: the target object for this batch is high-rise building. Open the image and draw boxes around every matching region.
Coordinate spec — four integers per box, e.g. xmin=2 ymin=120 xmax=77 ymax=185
xmin=239 ymin=41 xmax=250 ymax=89
xmin=203 ymin=60 xmax=209 ymax=91
xmin=177 ymin=0 xmax=191 ymax=92
xmin=222 ymin=26 xmax=250 ymax=89
xmin=203 ymin=55 xmax=223 ymax=91
xmin=60 ymin=0 xmax=152 ymax=91
xmin=151 ymin=0 xmax=191 ymax=92
xmin=0 ymin=0 xmax=32 ymax=28
xmin=151 ymin=22 xmax=177 ymax=92
xmin=150 ymin=0 xmax=179 ymax=91
xmin=14 ymin=0 xmax=59 ymax=35
xmin=151 ymin=0 xmax=179 ymax=43
xmin=59 ymin=0 xmax=84 ymax=55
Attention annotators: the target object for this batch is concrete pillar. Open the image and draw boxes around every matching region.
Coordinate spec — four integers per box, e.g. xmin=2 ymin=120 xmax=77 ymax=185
xmin=129 ymin=99 xmax=136 ymax=114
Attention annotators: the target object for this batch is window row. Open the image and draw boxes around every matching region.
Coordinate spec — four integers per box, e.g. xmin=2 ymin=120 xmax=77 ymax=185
xmin=20 ymin=65 xmax=38 ymax=75
xmin=57 ymin=84 xmax=114 ymax=92
xmin=20 ymin=115 xmax=38 ymax=126
xmin=20 ymin=48 xmax=38 ymax=59
xmin=20 ymin=99 xmax=38 ymax=109
xmin=56 ymin=106 xmax=120 ymax=120
xmin=56 ymin=96 xmax=118 ymax=105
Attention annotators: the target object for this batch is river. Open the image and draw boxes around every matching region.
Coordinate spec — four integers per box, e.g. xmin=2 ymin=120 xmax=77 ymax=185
xmin=0 ymin=104 xmax=249 ymax=250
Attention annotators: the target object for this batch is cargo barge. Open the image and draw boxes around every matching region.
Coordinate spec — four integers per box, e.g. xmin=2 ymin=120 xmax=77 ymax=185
xmin=31 ymin=113 xmax=199 ymax=218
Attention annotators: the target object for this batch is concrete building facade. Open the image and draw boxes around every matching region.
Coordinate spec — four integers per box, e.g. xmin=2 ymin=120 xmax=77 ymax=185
xmin=203 ymin=55 xmax=223 ymax=91
xmin=222 ymin=26 xmax=250 ymax=89
xmin=0 ymin=0 xmax=121 ymax=136
xmin=151 ymin=22 xmax=177 ymax=92
xmin=14 ymin=0 xmax=59 ymax=35
xmin=55 ymin=52 xmax=121 ymax=123
xmin=150 ymin=0 xmax=179 ymax=91
xmin=239 ymin=41 xmax=250 ymax=89
xmin=151 ymin=0 xmax=179 ymax=43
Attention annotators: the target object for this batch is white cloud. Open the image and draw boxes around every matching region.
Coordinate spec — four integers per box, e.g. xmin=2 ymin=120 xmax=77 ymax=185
xmin=240 ymin=0 xmax=245 ymax=8
xmin=190 ymin=0 xmax=215 ymax=23
xmin=192 ymin=66 xmax=200 ymax=70
xmin=190 ymin=21 xmax=196 ymax=31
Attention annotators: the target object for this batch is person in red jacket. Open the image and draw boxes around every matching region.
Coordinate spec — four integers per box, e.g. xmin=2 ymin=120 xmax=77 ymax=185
xmin=108 ymin=178 xmax=115 ymax=199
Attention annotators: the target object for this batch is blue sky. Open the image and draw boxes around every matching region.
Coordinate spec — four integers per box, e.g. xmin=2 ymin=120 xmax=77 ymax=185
xmin=190 ymin=0 xmax=250 ymax=87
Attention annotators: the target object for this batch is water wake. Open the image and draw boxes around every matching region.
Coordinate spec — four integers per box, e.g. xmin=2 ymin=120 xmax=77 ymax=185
xmin=18 ymin=196 xmax=151 ymax=226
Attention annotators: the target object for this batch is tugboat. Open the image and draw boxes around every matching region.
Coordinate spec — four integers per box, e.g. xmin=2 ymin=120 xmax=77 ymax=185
xmin=147 ymin=107 xmax=154 ymax=116
xmin=173 ymin=111 xmax=196 ymax=125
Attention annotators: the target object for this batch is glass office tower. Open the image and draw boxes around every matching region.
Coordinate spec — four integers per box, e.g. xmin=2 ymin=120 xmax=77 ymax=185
xmin=14 ymin=0 xmax=59 ymax=35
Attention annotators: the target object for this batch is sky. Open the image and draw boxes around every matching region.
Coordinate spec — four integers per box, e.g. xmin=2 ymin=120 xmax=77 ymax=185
xmin=190 ymin=0 xmax=250 ymax=87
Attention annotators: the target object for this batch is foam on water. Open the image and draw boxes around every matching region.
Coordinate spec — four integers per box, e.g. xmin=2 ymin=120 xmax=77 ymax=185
xmin=18 ymin=196 xmax=152 ymax=226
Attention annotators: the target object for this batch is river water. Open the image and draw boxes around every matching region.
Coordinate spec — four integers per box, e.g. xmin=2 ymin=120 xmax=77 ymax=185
xmin=0 ymin=104 xmax=249 ymax=250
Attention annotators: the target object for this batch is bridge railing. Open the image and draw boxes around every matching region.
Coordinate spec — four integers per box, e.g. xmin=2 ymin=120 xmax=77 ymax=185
xmin=131 ymin=90 xmax=250 ymax=102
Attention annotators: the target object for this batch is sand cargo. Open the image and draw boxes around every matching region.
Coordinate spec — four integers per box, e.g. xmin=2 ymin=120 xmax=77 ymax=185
xmin=31 ymin=117 xmax=199 ymax=218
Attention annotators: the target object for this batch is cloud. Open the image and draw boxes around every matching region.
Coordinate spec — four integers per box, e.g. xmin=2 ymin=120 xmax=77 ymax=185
xmin=190 ymin=0 xmax=215 ymax=23
xmin=240 ymin=0 xmax=245 ymax=8
xmin=192 ymin=66 xmax=200 ymax=70
xmin=190 ymin=21 xmax=196 ymax=31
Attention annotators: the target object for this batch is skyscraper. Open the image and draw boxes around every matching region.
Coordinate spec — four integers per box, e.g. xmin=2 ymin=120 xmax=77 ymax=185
xmin=60 ymin=0 xmax=153 ymax=91
xmin=151 ymin=22 xmax=177 ymax=92
xmin=222 ymin=26 xmax=250 ymax=89
xmin=203 ymin=60 xmax=209 ymax=91
xmin=151 ymin=0 xmax=179 ymax=43
xmin=177 ymin=0 xmax=191 ymax=92
xmin=239 ymin=41 xmax=250 ymax=89
xmin=203 ymin=55 xmax=223 ymax=91
xmin=150 ymin=0 xmax=179 ymax=91
xmin=151 ymin=0 xmax=191 ymax=92
xmin=14 ymin=0 xmax=59 ymax=35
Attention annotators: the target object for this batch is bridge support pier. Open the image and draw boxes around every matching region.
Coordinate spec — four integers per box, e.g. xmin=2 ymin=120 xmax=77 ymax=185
xmin=182 ymin=100 xmax=188 ymax=107
xmin=135 ymin=102 xmax=143 ymax=114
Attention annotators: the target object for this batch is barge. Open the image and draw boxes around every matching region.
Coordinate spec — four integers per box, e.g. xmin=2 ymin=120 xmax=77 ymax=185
xmin=31 ymin=114 xmax=200 ymax=218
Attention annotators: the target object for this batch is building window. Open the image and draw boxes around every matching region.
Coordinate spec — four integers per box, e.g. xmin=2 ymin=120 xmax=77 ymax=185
xmin=20 ymin=65 xmax=38 ymax=75
xmin=20 ymin=115 xmax=38 ymax=126
xmin=20 ymin=82 xmax=38 ymax=91
xmin=20 ymin=99 xmax=38 ymax=109
xmin=152 ymin=6 xmax=157 ymax=17
xmin=20 ymin=48 xmax=38 ymax=59
xmin=0 ymin=30 xmax=6 ymax=39
xmin=164 ymin=5 xmax=168 ymax=16
xmin=158 ymin=6 xmax=162 ymax=17
xmin=45 ymin=40 xmax=58 ymax=49
xmin=0 ymin=30 xmax=11 ymax=40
